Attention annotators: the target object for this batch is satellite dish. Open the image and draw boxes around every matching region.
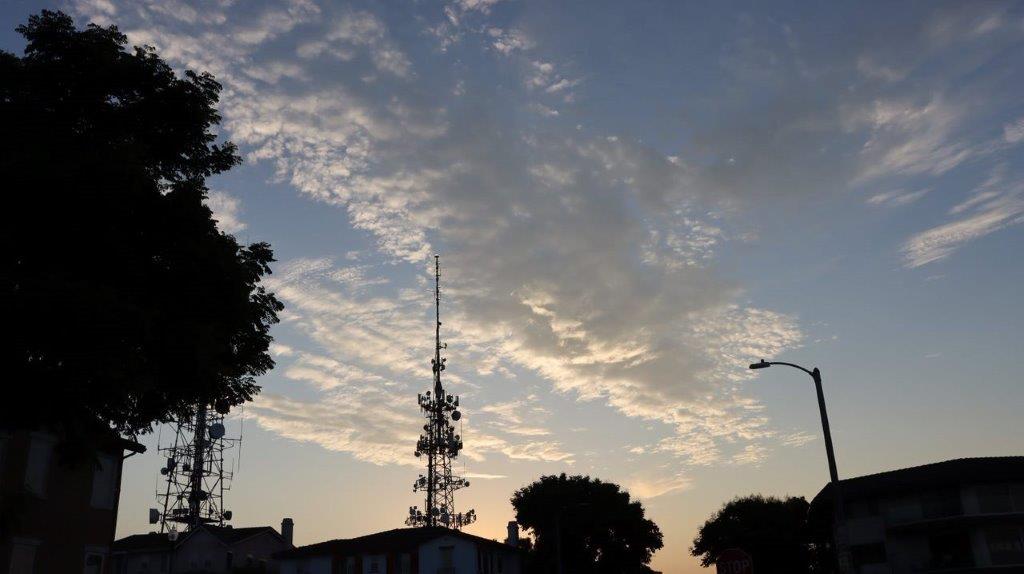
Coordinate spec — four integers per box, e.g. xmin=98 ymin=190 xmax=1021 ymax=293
xmin=451 ymin=410 xmax=461 ymax=421
xmin=209 ymin=423 xmax=226 ymax=440
xmin=224 ymin=510 xmax=233 ymax=520
xmin=149 ymin=508 xmax=160 ymax=524
xmin=160 ymin=467 xmax=169 ymax=475
xmin=167 ymin=530 xmax=179 ymax=542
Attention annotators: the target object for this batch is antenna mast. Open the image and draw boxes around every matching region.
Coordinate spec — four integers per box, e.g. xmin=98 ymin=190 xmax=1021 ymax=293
xmin=151 ymin=401 xmax=238 ymax=533
xmin=407 ymin=255 xmax=476 ymax=529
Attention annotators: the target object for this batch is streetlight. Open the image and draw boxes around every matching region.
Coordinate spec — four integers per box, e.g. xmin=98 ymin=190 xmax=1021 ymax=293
xmin=749 ymin=359 xmax=849 ymax=573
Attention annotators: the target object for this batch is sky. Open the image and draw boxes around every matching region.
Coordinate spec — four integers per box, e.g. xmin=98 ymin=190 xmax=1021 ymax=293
xmin=3 ymin=1 xmax=1024 ymax=572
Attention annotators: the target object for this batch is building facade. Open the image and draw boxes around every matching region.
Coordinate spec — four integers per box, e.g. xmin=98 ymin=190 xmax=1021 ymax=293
xmin=811 ymin=457 xmax=1024 ymax=573
xmin=0 ymin=429 xmax=145 ymax=574
xmin=111 ymin=522 xmax=294 ymax=573
xmin=275 ymin=527 xmax=524 ymax=574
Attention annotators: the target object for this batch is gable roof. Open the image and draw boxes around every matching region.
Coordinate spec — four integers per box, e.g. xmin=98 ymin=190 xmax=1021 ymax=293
xmin=201 ymin=525 xmax=285 ymax=546
xmin=112 ymin=532 xmax=175 ymax=553
xmin=276 ymin=527 xmax=520 ymax=560
xmin=113 ymin=525 xmax=286 ymax=553
xmin=811 ymin=456 xmax=1024 ymax=508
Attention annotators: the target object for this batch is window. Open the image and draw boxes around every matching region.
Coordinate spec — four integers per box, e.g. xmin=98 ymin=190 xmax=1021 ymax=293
xmin=440 ymin=545 xmax=454 ymax=568
xmin=344 ymin=557 xmax=356 ymax=574
xmin=368 ymin=556 xmax=380 ymax=573
xmin=922 ymin=488 xmax=962 ymax=519
xmin=90 ymin=454 xmax=118 ymax=509
xmin=399 ymin=553 xmax=411 ymax=574
xmin=498 ymin=555 xmax=503 ymax=573
xmin=0 ymin=433 xmax=9 ymax=488
xmin=985 ymin=525 xmax=1024 ymax=566
xmin=24 ymin=434 xmax=54 ymax=497
xmin=226 ymin=552 xmax=233 ymax=570
xmin=83 ymin=552 xmax=104 ymax=574
xmin=1012 ymin=484 xmax=1024 ymax=511
xmin=8 ymin=541 xmax=38 ymax=574
xmin=849 ymin=543 xmax=887 ymax=568
xmin=928 ymin=530 xmax=974 ymax=569
xmin=978 ymin=484 xmax=1013 ymax=514
xmin=847 ymin=498 xmax=880 ymax=518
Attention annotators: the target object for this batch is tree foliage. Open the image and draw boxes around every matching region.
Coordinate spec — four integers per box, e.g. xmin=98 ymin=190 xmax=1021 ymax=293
xmin=512 ymin=473 xmax=663 ymax=574
xmin=0 ymin=11 xmax=282 ymax=441
xmin=691 ymin=494 xmax=812 ymax=573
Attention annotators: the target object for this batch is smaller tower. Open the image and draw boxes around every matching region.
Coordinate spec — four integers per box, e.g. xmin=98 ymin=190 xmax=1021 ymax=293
xmin=151 ymin=400 xmax=239 ymax=533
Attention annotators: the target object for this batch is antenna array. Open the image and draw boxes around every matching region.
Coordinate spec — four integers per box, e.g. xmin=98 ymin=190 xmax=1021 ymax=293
xmin=406 ymin=255 xmax=477 ymax=529
xmin=151 ymin=401 xmax=239 ymax=533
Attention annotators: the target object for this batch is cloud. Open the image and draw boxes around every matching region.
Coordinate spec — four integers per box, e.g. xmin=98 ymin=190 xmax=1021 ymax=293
xmin=205 ymin=191 xmax=246 ymax=233
xmin=525 ymin=60 xmax=581 ymax=102
xmin=69 ymin=0 xmax=1024 ymax=471
xmin=297 ymin=10 xmax=412 ymax=77
xmin=1005 ymin=117 xmax=1024 ymax=144
xmin=529 ymin=103 xmax=559 ymax=117
xmin=463 ymin=472 xmax=507 ymax=480
xmin=624 ymin=473 xmax=692 ymax=499
xmin=867 ymin=188 xmax=930 ymax=207
xmin=454 ymin=0 xmax=503 ymax=13
xmin=730 ymin=444 xmax=769 ymax=466
xmin=250 ymin=391 xmax=418 ymax=466
xmin=255 ymin=258 xmax=577 ymax=466
xmin=780 ymin=431 xmax=816 ymax=448
xmin=490 ymin=28 xmax=534 ymax=56
xmin=847 ymin=96 xmax=973 ymax=182
xmin=902 ymin=166 xmax=1024 ymax=267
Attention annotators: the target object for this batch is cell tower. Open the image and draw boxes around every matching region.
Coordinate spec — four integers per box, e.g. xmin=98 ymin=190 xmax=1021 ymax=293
xmin=406 ymin=255 xmax=477 ymax=530
xmin=151 ymin=401 xmax=239 ymax=534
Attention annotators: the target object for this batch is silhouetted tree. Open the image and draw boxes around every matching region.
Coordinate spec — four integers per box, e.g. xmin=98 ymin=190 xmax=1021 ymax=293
xmin=691 ymin=494 xmax=812 ymax=573
xmin=512 ymin=473 xmax=663 ymax=574
xmin=0 ymin=11 xmax=282 ymax=446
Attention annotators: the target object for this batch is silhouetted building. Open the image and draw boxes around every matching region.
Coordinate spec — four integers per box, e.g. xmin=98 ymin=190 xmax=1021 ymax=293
xmin=110 ymin=521 xmax=293 ymax=573
xmin=275 ymin=527 xmax=524 ymax=574
xmin=0 ymin=429 xmax=144 ymax=573
xmin=811 ymin=456 xmax=1024 ymax=573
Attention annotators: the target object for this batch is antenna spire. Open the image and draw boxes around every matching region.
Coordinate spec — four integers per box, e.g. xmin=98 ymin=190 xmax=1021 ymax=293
xmin=407 ymin=255 xmax=476 ymax=530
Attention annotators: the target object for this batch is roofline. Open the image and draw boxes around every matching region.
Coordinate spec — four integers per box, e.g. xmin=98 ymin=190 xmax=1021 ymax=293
xmin=810 ymin=456 xmax=1024 ymax=508
xmin=276 ymin=527 xmax=524 ymax=560
xmin=113 ymin=525 xmax=283 ymax=553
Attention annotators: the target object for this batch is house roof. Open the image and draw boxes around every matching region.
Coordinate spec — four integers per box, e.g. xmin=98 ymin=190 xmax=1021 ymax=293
xmin=276 ymin=527 xmax=520 ymax=560
xmin=113 ymin=525 xmax=284 ymax=553
xmin=112 ymin=532 xmax=175 ymax=553
xmin=810 ymin=456 xmax=1024 ymax=509
xmin=203 ymin=525 xmax=283 ymax=546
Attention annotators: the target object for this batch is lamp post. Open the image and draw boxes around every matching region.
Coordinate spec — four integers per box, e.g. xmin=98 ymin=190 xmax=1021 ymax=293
xmin=749 ymin=359 xmax=850 ymax=573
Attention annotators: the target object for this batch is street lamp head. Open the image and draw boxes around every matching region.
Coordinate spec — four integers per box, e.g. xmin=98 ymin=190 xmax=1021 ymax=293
xmin=749 ymin=360 xmax=771 ymax=370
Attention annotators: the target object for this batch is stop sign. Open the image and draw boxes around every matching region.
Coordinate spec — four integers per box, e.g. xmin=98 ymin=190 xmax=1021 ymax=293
xmin=716 ymin=548 xmax=753 ymax=574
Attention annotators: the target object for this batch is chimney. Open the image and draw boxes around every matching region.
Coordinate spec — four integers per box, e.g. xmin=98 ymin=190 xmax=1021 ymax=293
xmin=281 ymin=518 xmax=294 ymax=546
xmin=505 ymin=521 xmax=519 ymax=546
